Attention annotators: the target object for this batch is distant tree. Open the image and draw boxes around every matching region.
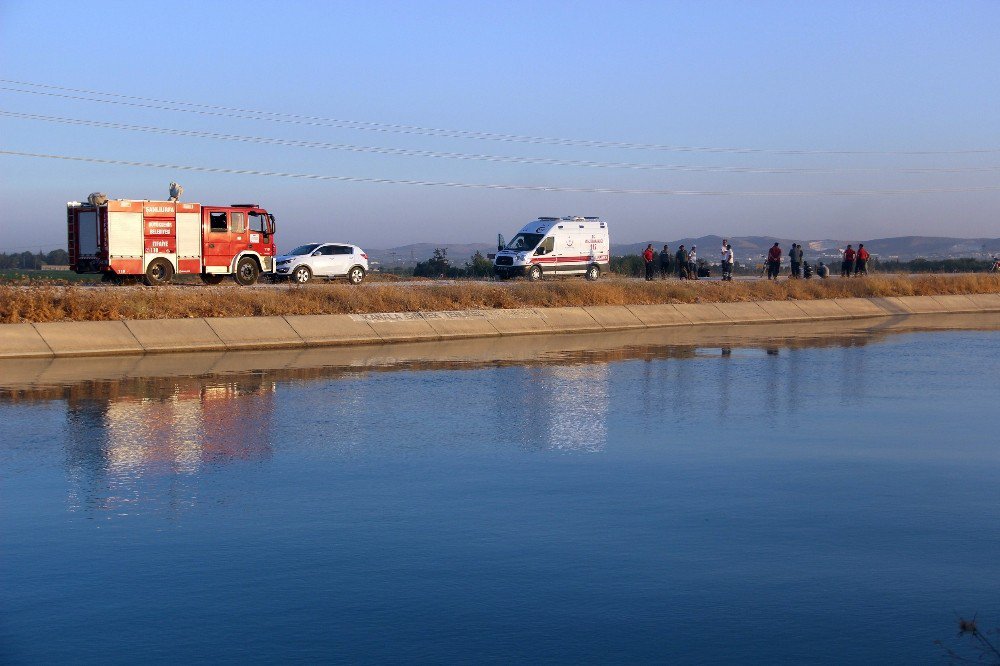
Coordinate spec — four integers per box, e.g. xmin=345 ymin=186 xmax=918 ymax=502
xmin=17 ymin=251 xmax=38 ymax=269
xmin=413 ymin=247 xmax=451 ymax=277
xmin=45 ymin=249 xmax=70 ymax=265
xmin=464 ymin=250 xmax=493 ymax=278
xmin=610 ymin=255 xmax=645 ymax=277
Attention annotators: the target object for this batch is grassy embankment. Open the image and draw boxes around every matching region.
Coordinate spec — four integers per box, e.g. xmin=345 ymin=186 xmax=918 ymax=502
xmin=1 ymin=274 xmax=998 ymax=324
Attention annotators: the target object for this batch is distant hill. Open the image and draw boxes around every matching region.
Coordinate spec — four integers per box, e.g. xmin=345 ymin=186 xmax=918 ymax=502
xmin=365 ymin=236 xmax=1000 ymax=266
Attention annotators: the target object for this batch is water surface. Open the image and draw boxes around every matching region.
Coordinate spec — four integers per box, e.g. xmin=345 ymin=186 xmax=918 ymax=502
xmin=2 ymin=324 xmax=999 ymax=664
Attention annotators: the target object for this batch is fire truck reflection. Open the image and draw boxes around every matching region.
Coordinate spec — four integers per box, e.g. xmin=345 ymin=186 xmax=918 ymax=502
xmin=65 ymin=376 xmax=274 ymax=513
xmin=507 ymin=363 xmax=610 ymax=452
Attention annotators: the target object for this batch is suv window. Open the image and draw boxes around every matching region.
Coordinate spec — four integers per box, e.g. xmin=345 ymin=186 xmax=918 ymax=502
xmin=333 ymin=245 xmax=354 ymax=255
xmin=317 ymin=245 xmax=337 ymax=255
xmin=209 ymin=212 xmax=228 ymax=232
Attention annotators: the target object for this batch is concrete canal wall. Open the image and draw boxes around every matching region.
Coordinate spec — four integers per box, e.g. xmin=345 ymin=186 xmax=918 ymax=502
xmin=1 ymin=294 xmax=999 ymax=360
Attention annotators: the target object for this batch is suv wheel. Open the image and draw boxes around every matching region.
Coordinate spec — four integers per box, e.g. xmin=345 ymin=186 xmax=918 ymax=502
xmin=348 ymin=266 xmax=365 ymax=285
xmin=292 ymin=265 xmax=312 ymax=284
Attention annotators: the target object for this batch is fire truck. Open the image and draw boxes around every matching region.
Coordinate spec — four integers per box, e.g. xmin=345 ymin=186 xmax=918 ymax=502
xmin=67 ymin=195 xmax=277 ymax=285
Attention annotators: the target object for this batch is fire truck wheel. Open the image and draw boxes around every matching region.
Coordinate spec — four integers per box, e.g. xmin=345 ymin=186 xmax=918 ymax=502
xmin=200 ymin=273 xmax=225 ymax=285
xmin=527 ymin=265 xmax=543 ymax=282
xmin=348 ymin=266 xmax=365 ymax=285
xmin=234 ymin=257 xmax=260 ymax=286
xmin=292 ymin=265 xmax=312 ymax=284
xmin=586 ymin=264 xmax=600 ymax=281
xmin=144 ymin=258 xmax=174 ymax=286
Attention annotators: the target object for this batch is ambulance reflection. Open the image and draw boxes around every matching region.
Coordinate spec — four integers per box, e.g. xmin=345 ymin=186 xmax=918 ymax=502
xmin=65 ymin=376 xmax=274 ymax=512
xmin=511 ymin=363 xmax=610 ymax=452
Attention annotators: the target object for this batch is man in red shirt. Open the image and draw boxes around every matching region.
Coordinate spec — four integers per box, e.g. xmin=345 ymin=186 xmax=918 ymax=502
xmin=643 ymin=244 xmax=655 ymax=281
xmin=766 ymin=242 xmax=782 ymax=280
xmin=842 ymin=245 xmax=856 ymax=277
xmin=855 ymin=244 xmax=870 ymax=276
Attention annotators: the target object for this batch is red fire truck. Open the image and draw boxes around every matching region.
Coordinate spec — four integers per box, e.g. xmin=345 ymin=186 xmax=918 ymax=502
xmin=67 ymin=197 xmax=277 ymax=285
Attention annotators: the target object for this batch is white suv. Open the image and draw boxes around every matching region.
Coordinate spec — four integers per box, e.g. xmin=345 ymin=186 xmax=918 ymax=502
xmin=274 ymin=243 xmax=368 ymax=284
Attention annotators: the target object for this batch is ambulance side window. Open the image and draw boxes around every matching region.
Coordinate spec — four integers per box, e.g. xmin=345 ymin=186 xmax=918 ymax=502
xmin=231 ymin=212 xmax=246 ymax=233
xmin=539 ymin=237 xmax=554 ymax=254
xmin=209 ymin=212 xmax=228 ymax=232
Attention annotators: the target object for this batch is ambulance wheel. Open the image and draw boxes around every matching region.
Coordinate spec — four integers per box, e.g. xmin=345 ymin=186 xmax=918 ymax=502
xmin=585 ymin=264 xmax=600 ymax=281
xmin=527 ymin=265 xmax=542 ymax=282
xmin=200 ymin=273 xmax=225 ymax=285
xmin=144 ymin=258 xmax=174 ymax=286
xmin=348 ymin=266 xmax=365 ymax=285
xmin=292 ymin=265 xmax=312 ymax=284
xmin=234 ymin=257 xmax=260 ymax=286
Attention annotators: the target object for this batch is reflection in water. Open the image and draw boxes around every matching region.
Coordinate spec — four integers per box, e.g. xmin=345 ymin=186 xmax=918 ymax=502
xmin=63 ymin=378 xmax=274 ymax=515
xmin=1 ymin=316 xmax=996 ymax=518
xmin=543 ymin=365 xmax=609 ymax=452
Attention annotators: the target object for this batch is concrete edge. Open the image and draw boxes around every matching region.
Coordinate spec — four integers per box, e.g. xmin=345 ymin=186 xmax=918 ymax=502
xmin=3 ymin=294 xmax=998 ymax=359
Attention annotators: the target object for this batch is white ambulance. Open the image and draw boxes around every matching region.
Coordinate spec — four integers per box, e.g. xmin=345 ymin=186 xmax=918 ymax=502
xmin=493 ymin=216 xmax=610 ymax=281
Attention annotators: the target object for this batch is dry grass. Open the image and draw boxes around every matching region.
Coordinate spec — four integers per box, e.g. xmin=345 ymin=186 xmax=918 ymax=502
xmin=2 ymin=274 xmax=998 ymax=324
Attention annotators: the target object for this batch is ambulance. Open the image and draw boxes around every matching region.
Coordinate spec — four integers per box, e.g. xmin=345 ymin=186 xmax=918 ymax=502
xmin=493 ymin=216 xmax=610 ymax=281
xmin=67 ymin=194 xmax=277 ymax=285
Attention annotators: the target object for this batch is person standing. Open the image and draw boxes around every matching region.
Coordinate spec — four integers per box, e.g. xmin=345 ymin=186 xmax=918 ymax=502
xmin=659 ymin=244 xmax=672 ymax=279
xmin=855 ymin=243 xmax=870 ymax=276
xmin=841 ymin=244 xmax=856 ymax=277
xmin=676 ymin=244 xmax=689 ymax=279
xmin=790 ymin=243 xmax=804 ymax=278
xmin=643 ymin=244 xmax=655 ymax=281
xmin=766 ymin=242 xmax=782 ymax=280
xmin=722 ymin=243 xmax=735 ymax=281
xmin=688 ymin=245 xmax=698 ymax=279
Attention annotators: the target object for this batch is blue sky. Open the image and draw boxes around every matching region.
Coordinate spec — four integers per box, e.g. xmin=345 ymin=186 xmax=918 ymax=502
xmin=1 ymin=0 xmax=999 ymax=252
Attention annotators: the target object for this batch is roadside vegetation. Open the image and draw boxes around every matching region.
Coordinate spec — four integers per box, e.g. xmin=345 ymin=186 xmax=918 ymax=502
xmin=1 ymin=273 xmax=997 ymax=324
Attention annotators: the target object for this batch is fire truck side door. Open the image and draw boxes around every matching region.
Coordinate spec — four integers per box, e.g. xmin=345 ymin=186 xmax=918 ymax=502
xmin=248 ymin=211 xmax=274 ymax=258
xmin=204 ymin=210 xmax=232 ymax=269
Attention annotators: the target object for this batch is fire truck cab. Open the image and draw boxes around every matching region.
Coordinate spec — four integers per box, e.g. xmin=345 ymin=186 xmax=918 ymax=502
xmin=67 ymin=198 xmax=277 ymax=285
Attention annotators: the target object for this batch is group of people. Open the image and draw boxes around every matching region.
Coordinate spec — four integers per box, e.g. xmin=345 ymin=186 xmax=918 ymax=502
xmin=840 ymin=244 xmax=871 ymax=277
xmin=642 ymin=239 xmax=737 ymax=281
xmin=766 ymin=242 xmax=814 ymax=280
xmin=642 ymin=239 xmax=873 ymax=281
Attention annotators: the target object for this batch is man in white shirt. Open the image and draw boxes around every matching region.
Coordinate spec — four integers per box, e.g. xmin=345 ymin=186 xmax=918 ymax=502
xmin=688 ymin=245 xmax=698 ymax=279
xmin=721 ymin=244 xmax=734 ymax=281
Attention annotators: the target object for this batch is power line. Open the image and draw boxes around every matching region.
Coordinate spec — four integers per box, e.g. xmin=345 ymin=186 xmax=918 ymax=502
xmin=6 ymin=110 xmax=1000 ymax=175
xmin=3 ymin=149 xmax=1000 ymax=196
xmin=2 ymin=79 xmax=999 ymax=156
xmin=5 ymin=109 xmax=1000 ymax=175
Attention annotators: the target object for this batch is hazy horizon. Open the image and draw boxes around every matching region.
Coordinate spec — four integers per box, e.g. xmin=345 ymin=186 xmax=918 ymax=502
xmin=2 ymin=1 xmax=999 ymax=252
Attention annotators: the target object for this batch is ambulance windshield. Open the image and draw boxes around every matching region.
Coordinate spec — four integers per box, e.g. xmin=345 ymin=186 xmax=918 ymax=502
xmin=505 ymin=233 xmax=543 ymax=251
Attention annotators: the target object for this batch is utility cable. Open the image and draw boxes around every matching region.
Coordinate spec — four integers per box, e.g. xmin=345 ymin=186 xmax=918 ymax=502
xmin=3 ymin=149 xmax=1000 ymax=196
xmin=2 ymin=79 xmax=999 ymax=156
xmin=7 ymin=110 xmax=1000 ymax=175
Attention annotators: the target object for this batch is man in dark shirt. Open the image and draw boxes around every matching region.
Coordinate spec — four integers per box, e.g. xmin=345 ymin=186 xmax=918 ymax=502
xmin=675 ymin=245 xmax=689 ymax=279
xmin=659 ymin=244 xmax=672 ymax=279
